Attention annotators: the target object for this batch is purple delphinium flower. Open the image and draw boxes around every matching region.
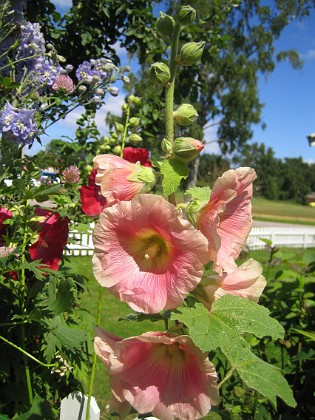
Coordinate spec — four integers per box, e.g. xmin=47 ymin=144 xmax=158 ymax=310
xmin=34 ymin=59 xmax=61 ymax=86
xmin=0 ymin=103 xmax=38 ymax=145
xmin=16 ymin=22 xmax=45 ymax=69
xmin=76 ymin=58 xmax=116 ymax=83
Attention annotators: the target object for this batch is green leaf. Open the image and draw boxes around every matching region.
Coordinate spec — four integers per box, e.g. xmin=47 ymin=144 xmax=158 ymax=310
xmin=14 ymin=394 xmax=54 ymax=419
xmin=185 ymin=186 xmax=211 ymax=202
xmin=292 ymin=328 xmax=315 ymax=341
xmin=171 ymin=297 xmax=296 ymax=407
xmin=160 ymin=159 xmax=189 ymax=196
xmin=43 ymin=316 xmax=87 ymax=361
xmin=47 ymin=277 xmax=75 ymax=315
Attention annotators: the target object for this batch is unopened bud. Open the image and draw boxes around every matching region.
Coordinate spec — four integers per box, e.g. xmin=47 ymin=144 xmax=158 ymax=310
xmin=78 ymin=85 xmax=87 ymax=93
xmin=129 ymin=117 xmax=140 ymax=127
xmin=113 ymin=145 xmax=122 ymax=155
xmin=177 ymin=42 xmax=205 ymax=66
xmin=161 ymin=138 xmax=172 ymax=154
xmin=122 ymin=75 xmax=130 ymax=84
xmin=128 ymin=166 xmax=157 ymax=193
xmin=128 ymin=133 xmax=142 ymax=144
xmin=156 ymin=12 xmax=175 ymax=38
xmin=173 ymin=104 xmax=198 ymax=126
xmin=115 ymin=122 xmax=124 ymax=133
xmin=109 ymin=86 xmax=119 ymax=97
xmin=66 ymin=64 xmax=74 ymax=73
xmin=96 ymin=88 xmax=104 ymax=95
xmin=128 ymin=95 xmax=141 ymax=105
xmin=172 ymin=137 xmax=204 ymax=161
xmin=57 ymin=55 xmax=66 ymax=63
xmin=174 ymin=5 xmax=196 ymax=26
xmin=150 ymin=62 xmax=170 ymax=85
xmin=91 ymin=95 xmax=101 ymax=104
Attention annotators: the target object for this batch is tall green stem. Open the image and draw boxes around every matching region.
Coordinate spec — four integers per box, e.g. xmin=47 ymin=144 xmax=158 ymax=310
xmin=120 ymin=103 xmax=130 ymax=157
xmin=19 ymin=203 xmax=33 ymax=405
xmin=86 ymin=286 xmax=104 ymax=420
xmin=165 ymin=22 xmax=181 ymax=145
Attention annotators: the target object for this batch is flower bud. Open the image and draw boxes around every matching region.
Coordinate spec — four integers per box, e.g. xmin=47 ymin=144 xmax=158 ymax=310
xmin=172 ymin=137 xmax=204 ymax=161
xmin=128 ymin=133 xmax=142 ymax=144
xmin=96 ymin=88 xmax=104 ymax=95
xmin=115 ymin=122 xmax=124 ymax=133
xmin=128 ymin=166 xmax=157 ymax=193
xmin=66 ymin=64 xmax=74 ymax=73
xmin=113 ymin=145 xmax=122 ymax=155
xmin=109 ymin=86 xmax=119 ymax=97
xmin=173 ymin=104 xmax=198 ymax=126
xmin=161 ymin=138 xmax=172 ymax=154
xmin=122 ymin=75 xmax=130 ymax=84
xmin=156 ymin=12 xmax=175 ymax=38
xmin=78 ymin=85 xmax=87 ymax=93
xmin=150 ymin=62 xmax=170 ymax=85
xmin=91 ymin=95 xmax=101 ymax=104
xmin=128 ymin=95 xmax=141 ymax=105
xmin=174 ymin=5 xmax=196 ymax=26
xmin=177 ymin=42 xmax=205 ymax=66
xmin=129 ymin=117 xmax=140 ymax=127
xmin=57 ymin=55 xmax=66 ymax=63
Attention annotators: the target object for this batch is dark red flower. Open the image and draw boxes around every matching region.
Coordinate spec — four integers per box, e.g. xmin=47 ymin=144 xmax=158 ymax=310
xmin=122 ymin=147 xmax=152 ymax=167
xmin=0 ymin=207 xmax=12 ymax=238
xmin=80 ymin=169 xmax=106 ymax=216
xmin=29 ymin=208 xmax=69 ymax=271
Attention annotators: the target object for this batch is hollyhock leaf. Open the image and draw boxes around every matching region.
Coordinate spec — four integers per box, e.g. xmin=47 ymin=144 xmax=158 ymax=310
xmin=14 ymin=394 xmax=54 ymax=420
xmin=46 ymin=277 xmax=75 ymax=315
xmin=185 ymin=186 xmax=211 ymax=203
xmin=172 ymin=299 xmax=296 ymax=408
xmin=44 ymin=316 xmax=87 ymax=359
xmin=20 ymin=261 xmax=53 ymax=280
xmin=160 ymin=159 xmax=189 ymax=196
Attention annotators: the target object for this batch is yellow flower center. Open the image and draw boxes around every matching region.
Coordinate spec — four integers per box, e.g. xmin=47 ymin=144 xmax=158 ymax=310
xmin=144 ymin=241 xmax=161 ymax=260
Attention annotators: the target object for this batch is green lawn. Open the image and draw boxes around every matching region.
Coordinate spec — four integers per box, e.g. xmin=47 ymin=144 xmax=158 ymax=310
xmin=252 ymin=197 xmax=315 ymax=225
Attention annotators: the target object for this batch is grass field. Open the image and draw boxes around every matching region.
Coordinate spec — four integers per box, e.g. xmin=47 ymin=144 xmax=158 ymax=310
xmin=252 ymin=197 xmax=315 ymax=225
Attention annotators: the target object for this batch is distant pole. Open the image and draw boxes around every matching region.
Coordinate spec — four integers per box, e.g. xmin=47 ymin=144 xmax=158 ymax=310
xmin=307 ymin=133 xmax=315 ymax=147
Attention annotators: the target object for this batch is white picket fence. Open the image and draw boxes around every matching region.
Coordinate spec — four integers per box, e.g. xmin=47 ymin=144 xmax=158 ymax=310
xmin=64 ymin=224 xmax=315 ymax=256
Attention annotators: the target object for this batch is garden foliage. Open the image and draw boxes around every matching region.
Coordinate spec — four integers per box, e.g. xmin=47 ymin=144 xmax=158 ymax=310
xmin=0 ymin=0 xmax=312 ymax=419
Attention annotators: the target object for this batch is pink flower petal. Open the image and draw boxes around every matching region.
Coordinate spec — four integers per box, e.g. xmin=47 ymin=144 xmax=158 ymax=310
xmin=197 ymin=167 xmax=256 ymax=274
xmin=94 ymin=329 xmax=219 ymax=419
xmin=196 ymin=258 xmax=266 ymax=309
xmin=93 ymin=194 xmax=209 ymax=313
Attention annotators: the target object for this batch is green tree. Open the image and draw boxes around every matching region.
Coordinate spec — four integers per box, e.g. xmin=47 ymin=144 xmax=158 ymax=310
xmin=233 ymin=142 xmax=283 ymax=200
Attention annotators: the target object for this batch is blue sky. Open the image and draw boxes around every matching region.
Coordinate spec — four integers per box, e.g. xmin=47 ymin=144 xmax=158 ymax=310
xmin=34 ymin=1 xmax=315 ymax=163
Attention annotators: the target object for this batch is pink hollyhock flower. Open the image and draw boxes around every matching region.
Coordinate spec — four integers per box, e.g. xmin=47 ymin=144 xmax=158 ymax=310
xmin=123 ymin=146 xmax=152 ymax=167
xmin=94 ymin=328 xmax=219 ymax=420
xmin=93 ymin=154 xmax=156 ymax=207
xmin=80 ymin=169 xmax=106 ymax=216
xmin=194 ymin=258 xmax=267 ymax=310
xmin=93 ymin=194 xmax=209 ymax=313
xmin=196 ymin=167 xmax=256 ymax=274
xmin=29 ymin=208 xmax=69 ymax=270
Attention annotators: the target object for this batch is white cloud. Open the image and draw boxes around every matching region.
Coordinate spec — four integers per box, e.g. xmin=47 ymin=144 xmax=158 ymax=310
xmin=301 ymin=49 xmax=315 ymax=60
